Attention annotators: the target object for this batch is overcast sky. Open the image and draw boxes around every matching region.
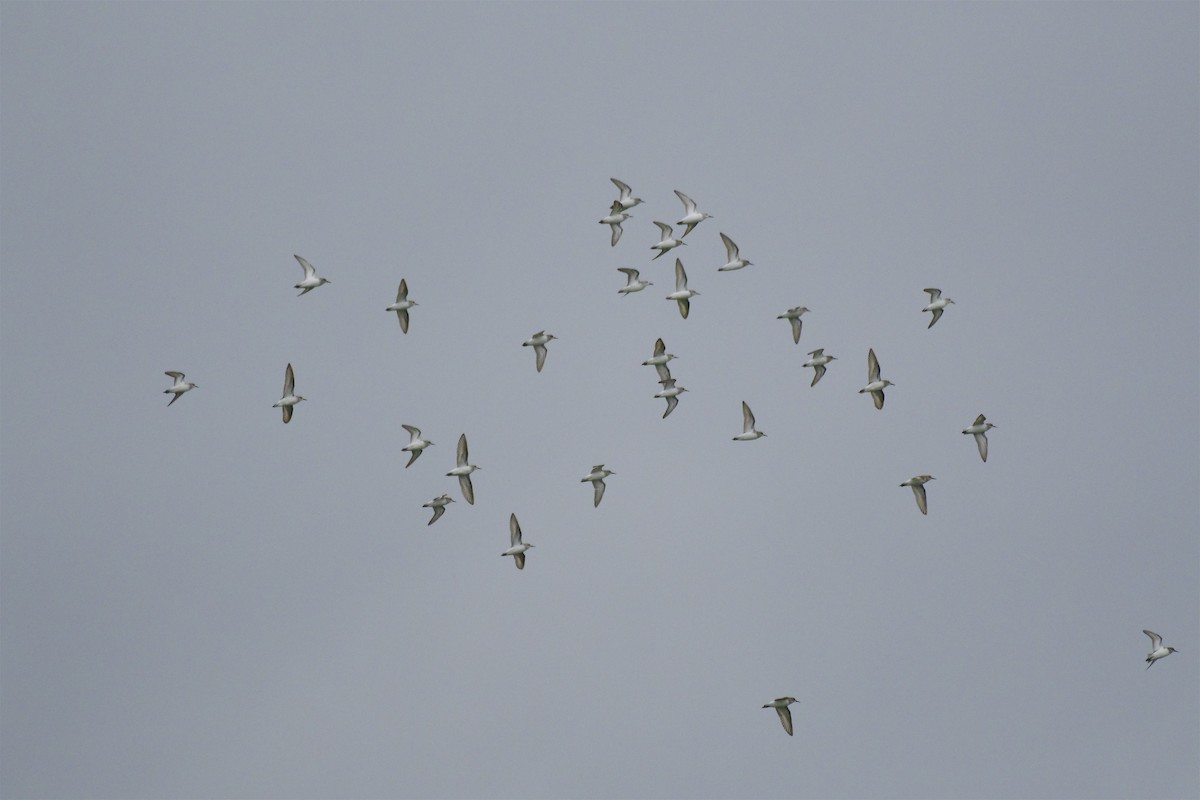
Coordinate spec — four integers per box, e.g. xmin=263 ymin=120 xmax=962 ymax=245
xmin=2 ymin=3 xmax=1197 ymax=799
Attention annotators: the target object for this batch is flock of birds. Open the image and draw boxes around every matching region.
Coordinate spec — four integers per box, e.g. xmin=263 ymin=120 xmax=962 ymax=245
xmin=162 ymin=176 xmax=1178 ymax=739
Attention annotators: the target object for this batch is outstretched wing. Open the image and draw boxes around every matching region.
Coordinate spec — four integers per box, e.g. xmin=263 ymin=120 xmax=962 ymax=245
xmin=294 ymin=254 xmax=316 ymax=279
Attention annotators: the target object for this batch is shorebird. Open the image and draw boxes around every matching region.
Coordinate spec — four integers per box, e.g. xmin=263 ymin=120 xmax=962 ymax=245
xmin=617 ymin=267 xmax=652 ymax=295
xmin=163 ymin=371 xmax=197 ymax=406
xmin=961 ymin=414 xmax=997 ymax=462
xmin=650 ymin=221 xmax=687 ymax=260
xmin=922 ymin=288 xmax=955 ymax=329
xmin=777 ymin=307 xmax=810 ymax=345
xmin=502 ymin=513 xmax=534 ymax=569
xmin=292 ymin=254 xmax=331 ymax=296
xmin=599 ymin=202 xmax=633 ymax=246
xmin=400 ymin=424 xmax=433 ymax=468
xmin=717 ymin=232 xmax=752 ymax=271
xmin=642 ymin=337 xmax=678 ymax=382
xmin=581 ymin=465 xmax=615 ymax=507
xmin=523 ymin=330 xmax=557 ymax=373
xmin=666 ymin=259 xmax=699 ymax=319
xmin=858 ymin=348 xmax=894 ymax=410
xmin=674 ymin=190 xmax=712 ymax=237
xmin=422 ymin=494 xmax=454 ymax=526
xmin=1143 ymin=630 xmax=1178 ymax=669
xmin=762 ymin=697 xmax=799 ymax=736
xmin=447 ymin=433 xmax=479 ymax=504
xmin=900 ymin=475 xmax=935 ymax=515
xmin=802 ymin=349 xmax=835 ymax=387
xmin=733 ymin=401 xmax=765 ymax=441
xmin=386 ymin=279 xmax=417 ymax=333
xmin=654 ymin=378 xmax=688 ymax=418
xmin=272 ymin=363 xmax=305 ymax=423
xmin=610 ymin=178 xmax=643 ymax=211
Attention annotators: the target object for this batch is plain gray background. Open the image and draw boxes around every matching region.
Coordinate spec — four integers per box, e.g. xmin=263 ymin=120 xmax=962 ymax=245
xmin=2 ymin=3 xmax=1197 ymax=798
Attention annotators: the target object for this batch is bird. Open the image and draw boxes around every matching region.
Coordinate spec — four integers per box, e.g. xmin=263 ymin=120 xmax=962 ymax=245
xmin=776 ymin=307 xmax=810 ymax=345
xmin=617 ymin=267 xmax=653 ymax=295
xmin=292 ymin=254 xmax=331 ymax=296
xmin=522 ymin=330 xmax=557 ymax=373
xmin=858 ymin=348 xmax=894 ymax=410
xmin=642 ymin=337 xmax=678 ymax=382
xmin=610 ymin=177 xmax=643 ymax=211
xmin=717 ymin=232 xmax=752 ymax=271
xmin=666 ymin=258 xmax=699 ymax=319
xmin=422 ymin=494 xmax=454 ymax=526
xmin=502 ymin=513 xmax=534 ymax=569
xmin=802 ymin=349 xmax=835 ymax=387
xmin=762 ymin=697 xmax=799 ymax=736
xmin=961 ymin=414 xmax=997 ymax=462
xmin=900 ymin=475 xmax=935 ymax=515
xmin=386 ymin=279 xmax=417 ymax=333
xmin=581 ymin=464 xmax=615 ymax=507
xmin=733 ymin=401 xmax=765 ymax=441
xmin=599 ymin=202 xmax=633 ymax=246
xmin=400 ymin=424 xmax=433 ymax=468
xmin=650 ymin=221 xmax=687 ymax=260
xmin=272 ymin=362 xmax=305 ymax=423
xmin=654 ymin=377 xmax=688 ymax=418
xmin=163 ymin=371 xmax=197 ymax=406
xmin=673 ymin=190 xmax=712 ymax=237
xmin=1143 ymin=630 xmax=1178 ymax=669
xmin=447 ymin=433 xmax=479 ymax=504
xmin=922 ymin=288 xmax=955 ymax=329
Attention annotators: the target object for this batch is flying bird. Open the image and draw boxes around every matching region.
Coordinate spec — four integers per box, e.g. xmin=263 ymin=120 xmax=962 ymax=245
xmin=922 ymin=287 xmax=955 ymax=329
xmin=581 ymin=464 xmax=615 ymax=507
xmin=400 ymin=424 xmax=433 ymax=468
xmin=447 ymin=433 xmax=479 ymax=504
xmin=961 ymin=414 xmax=997 ymax=462
xmin=292 ymin=254 xmax=331 ymax=296
xmin=900 ymin=474 xmax=935 ymax=515
xmin=642 ymin=337 xmax=678 ymax=382
xmin=858 ymin=348 xmax=894 ymax=410
xmin=272 ymin=363 xmax=305 ymax=423
xmin=1143 ymin=630 xmax=1178 ymax=669
xmin=777 ymin=307 xmax=810 ymax=345
xmin=673 ymin=190 xmax=712 ymax=238
xmin=599 ymin=202 xmax=633 ymax=246
xmin=617 ymin=267 xmax=653 ymax=295
xmin=386 ymin=279 xmax=417 ymax=333
xmin=666 ymin=258 xmax=699 ymax=319
xmin=733 ymin=401 xmax=765 ymax=441
xmin=609 ymin=177 xmax=643 ymax=211
xmin=523 ymin=330 xmax=558 ymax=373
xmin=654 ymin=377 xmax=688 ymax=419
xmin=802 ymin=349 xmax=835 ymax=387
xmin=422 ymin=494 xmax=454 ymax=526
xmin=762 ymin=697 xmax=799 ymax=736
xmin=502 ymin=513 xmax=534 ymax=569
xmin=650 ymin=221 xmax=687 ymax=260
xmin=717 ymin=232 xmax=752 ymax=271
xmin=163 ymin=371 xmax=197 ymax=406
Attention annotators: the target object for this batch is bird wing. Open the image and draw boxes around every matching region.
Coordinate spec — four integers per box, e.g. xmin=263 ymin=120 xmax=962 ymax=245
xmin=776 ymin=706 xmax=794 ymax=736
xmin=867 ymin=349 xmax=880 ymax=382
xmin=653 ymin=337 xmax=666 ymax=357
xmin=282 ymin=404 xmax=293 ymax=424
xmin=510 ymin=513 xmax=522 ymax=547
xmin=396 ymin=279 xmax=408 ymax=302
xmin=459 ymin=474 xmax=475 ymax=505
xmin=401 ymin=424 xmax=420 ymax=440
xmin=283 ymin=363 xmax=295 ymax=396
xmin=654 ymin=221 xmax=673 ymax=239
xmin=457 ymin=433 xmax=468 ymax=467
xmin=924 ymin=287 xmax=942 ymax=300
xmin=610 ymin=221 xmax=623 ymax=247
xmin=674 ymin=189 xmax=697 ymax=214
xmin=514 ymin=552 xmax=525 ymax=570
xmin=973 ymin=414 xmax=987 ymax=426
xmin=165 ymin=371 xmax=185 ymax=381
xmin=675 ymin=259 xmax=688 ymax=291
xmin=677 ymin=297 xmax=690 ymax=319
xmin=742 ymin=401 xmax=755 ymax=432
xmin=611 ymin=177 xmax=632 ymax=197
xmin=663 ymin=394 xmax=679 ymax=418
xmin=1144 ymin=630 xmax=1162 ymax=649
xmin=872 ymin=388 xmax=885 ymax=410
xmin=720 ymin=232 xmax=738 ymax=261
xmin=428 ymin=505 xmax=446 ymax=525
xmin=654 ymin=362 xmax=672 ymax=383
xmin=593 ymin=479 xmax=606 ymax=507
xmin=789 ymin=316 xmax=802 ymax=344
xmin=808 ymin=349 xmax=824 ymax=358
xmin=974 ymin=432 xmax=989 ymax=462
xmin=928 ymin=307 xmax=943 ymax=328
xmin=913 ymin=484 xmax=928 ymax=515
xmin=397 ymin=308 xmax=410 ymax=333
xmin=618 ymin=268 xmax=639 ymax=282
xmin=811 ymin=364 xmax=826 ymax=387
xmin=534 ymin=344 xmax=548 ymax=372
xmin=294 ymin=254 xmax=316 ymax=279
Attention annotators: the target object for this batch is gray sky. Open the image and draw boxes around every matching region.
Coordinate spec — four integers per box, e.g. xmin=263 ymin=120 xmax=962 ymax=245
xmin=2 ymin=3 xmax=1197 ymax=798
